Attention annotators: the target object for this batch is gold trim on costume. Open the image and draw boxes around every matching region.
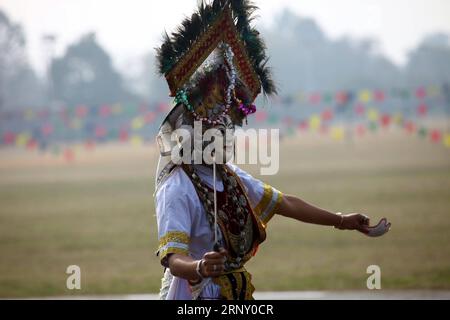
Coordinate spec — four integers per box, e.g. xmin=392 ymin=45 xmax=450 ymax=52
xmin=165 ymin=8 xmax=261 ymax=100
xmin=261 ymin=190 xmax=283 ymax=225
xmin=254 ymin=184 xmax=284 ymax=226
xmin=159 ymin=231 xmax=190 ymax=248
xmin=253 ymin=184 xmax=273 ymax=216
xmin=157 ymin=231 xmax=190 ymax=262
xmin=212 ymin=269 xmax=255 ymax=300
xmin=158 ymin=247 xmax=189 ymax=263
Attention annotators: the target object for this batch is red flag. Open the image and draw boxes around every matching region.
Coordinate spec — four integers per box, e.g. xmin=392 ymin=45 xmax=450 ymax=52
xmin=26 ymin=139 xmax=37 ymax=150
xmin=430 ymin=130 xmax=442 ymax=143
xmin=405 ymin=121 xmax=416 ymax=134
xmin=335 ymin=91 xmax=348 ymax=104
xmin=119 ymin=128 xmax=129 ymax=142
xmin=321 ymin=109 xmax=333 ymax=121
xmin=298 ymin=120 xmax=309 ymax=131
xmin=381 ymin=114 xmax=391 ymax=128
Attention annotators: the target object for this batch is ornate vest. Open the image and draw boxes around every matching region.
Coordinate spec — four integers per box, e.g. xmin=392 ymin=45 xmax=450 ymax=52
xmin=182 ymin=164 xmax=267 ymax=300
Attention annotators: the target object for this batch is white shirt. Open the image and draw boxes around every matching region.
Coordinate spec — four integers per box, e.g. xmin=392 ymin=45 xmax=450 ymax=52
xmin=155 ymin=163 xmax=283 ymax=300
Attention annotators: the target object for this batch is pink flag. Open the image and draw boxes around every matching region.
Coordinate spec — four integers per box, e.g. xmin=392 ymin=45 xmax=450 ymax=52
xmin=76 ymin=105 xmax=88 ymax=118
xmin=100 ymin=105 xmax=112 ymax=117
xmin=354 ymin=103 xmax=365 ymax=116
xmin=309 ymin=93 xmax=321 ymax=105
xmin=416 ymin=87 xmax=426 ymax=100
xmin=3 ymin=132 xmax=16 ymax=145
xmin=255 ymin=111 xmax=268 ymax=123
xmin=417 ymin=104 xmax=428 ymax=117
xmin=356 ymin=124 xmax=366 ymax=137
xmin=374 ymin=90 xmax=385 ymax=102
xmin=64 ymin=148 xmax=75 ymax=162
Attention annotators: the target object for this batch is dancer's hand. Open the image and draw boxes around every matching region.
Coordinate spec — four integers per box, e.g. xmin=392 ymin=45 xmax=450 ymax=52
xmin=337 ymin=213 xmax=370 ymax=234
xmin=200 ymin=248 xmax=227 ymax=278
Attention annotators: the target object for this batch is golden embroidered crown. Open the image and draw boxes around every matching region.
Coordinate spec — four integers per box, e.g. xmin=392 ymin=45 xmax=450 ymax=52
xmin=156 ymin=0 xmax=276 ymax=127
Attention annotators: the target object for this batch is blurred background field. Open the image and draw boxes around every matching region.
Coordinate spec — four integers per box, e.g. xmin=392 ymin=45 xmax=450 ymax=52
xmin=1 ymin=130 xmax=449 ymax=298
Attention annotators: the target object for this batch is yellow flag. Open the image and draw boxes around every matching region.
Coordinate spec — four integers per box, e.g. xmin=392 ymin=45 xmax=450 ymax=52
xmin=331 ymin=127 xmax=345 ymax=141
xmin=131 ymin=135 xmax=143 ymax=146
xmin=132 ymin=117 xmax=145 ymax=130
xmin=444 ymin=134 xmax=450 ymax=148
xmin=427 ymin=85 xmax=440 ymax=97
xmin=368 ymin=108 xmax=379 ymax=122
xmin=16 ymin=133 xmax=31 ymax=147
xmin=309 ymin=115 xmax=321 ymax=130
xmin=359 ymin=90 xmax=371 ymax=103
xmin=392 ymin=113 xmax=403 ymax=125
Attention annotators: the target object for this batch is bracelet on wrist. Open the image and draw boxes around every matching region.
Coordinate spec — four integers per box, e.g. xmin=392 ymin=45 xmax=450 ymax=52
xmin=196 ymin=259 xmax=204 ymax=279
xmin=189 ymin=259 xmax=204 ymax=286
xmin=334 ymin=213 xmax=344 ymax=229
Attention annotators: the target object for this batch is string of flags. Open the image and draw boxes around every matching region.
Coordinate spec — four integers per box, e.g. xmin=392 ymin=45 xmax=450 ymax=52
xmin=276 ymin=84 xmax=446 ymax=106
xmin=0 ymin=102 xmax=171 ymax=161
xmin=1 ymin=84 xmax=450 ymax=162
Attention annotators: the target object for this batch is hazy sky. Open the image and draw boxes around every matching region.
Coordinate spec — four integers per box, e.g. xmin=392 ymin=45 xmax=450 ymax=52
xmin=1 ymin=0 xmax=450 ymax=74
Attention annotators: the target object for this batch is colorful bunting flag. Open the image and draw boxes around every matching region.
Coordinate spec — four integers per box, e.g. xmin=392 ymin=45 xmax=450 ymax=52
xmin=416 ymin=87 xmax=426 ymax=100
xmin=368 ymin=108 xmax=379 ymax=122
xmin=131 ymin=135 xmax=143 ymax=146
xmin=63 ymin=148 xmax=75 ymax=162
xmin=354 ymin=103 xmax=366 ymax=116
xmin=380 ymin=114 xmax=391 ymax=128
xmin=16 ymin=132 xmax=31 ymax=147
xmin=417 ymin=104 xmax=428 ymax=117
xmin=309 ymin=115 xmax=321 ymax=131
xmin=444 ymin=134 xmax=450 ymax=148
xmin=356 ymin=124 xmax=366 ymax=137
xmin=132 ymin=117 xmax=145 ymax=130
xmin=359 ymin=90 xmax=371 ymax=103
xmin=321 ymin=109 xmax=333 ymax=122
xmin=430 ymin=130 xmax=442 ymax=143
xmin=331 ymin=127 xmax=345 ymax=141
xmin=374 ymin=90 xmax=385 ymax=102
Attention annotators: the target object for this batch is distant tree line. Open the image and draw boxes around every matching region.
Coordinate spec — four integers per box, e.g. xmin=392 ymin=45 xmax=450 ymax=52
xmin=1 ymin=9 xmax=450 ymax=110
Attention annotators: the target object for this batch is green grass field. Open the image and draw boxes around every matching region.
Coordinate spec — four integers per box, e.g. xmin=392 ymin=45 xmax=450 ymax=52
xmin=0 ymin=130 xmax=449 ymax=297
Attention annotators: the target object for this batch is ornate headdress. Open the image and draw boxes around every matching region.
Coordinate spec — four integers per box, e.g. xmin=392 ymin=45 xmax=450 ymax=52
xmin=154 ymin=0 xmax=276 ymax=190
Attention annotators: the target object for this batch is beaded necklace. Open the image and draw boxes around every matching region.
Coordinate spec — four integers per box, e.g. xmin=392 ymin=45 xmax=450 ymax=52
xmin=182 ymin=164 xmax=255 ymax=270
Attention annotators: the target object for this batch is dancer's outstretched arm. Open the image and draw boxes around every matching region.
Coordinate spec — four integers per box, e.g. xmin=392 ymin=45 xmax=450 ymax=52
xmin=277 ymin=194 xmax=370 ymax=234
